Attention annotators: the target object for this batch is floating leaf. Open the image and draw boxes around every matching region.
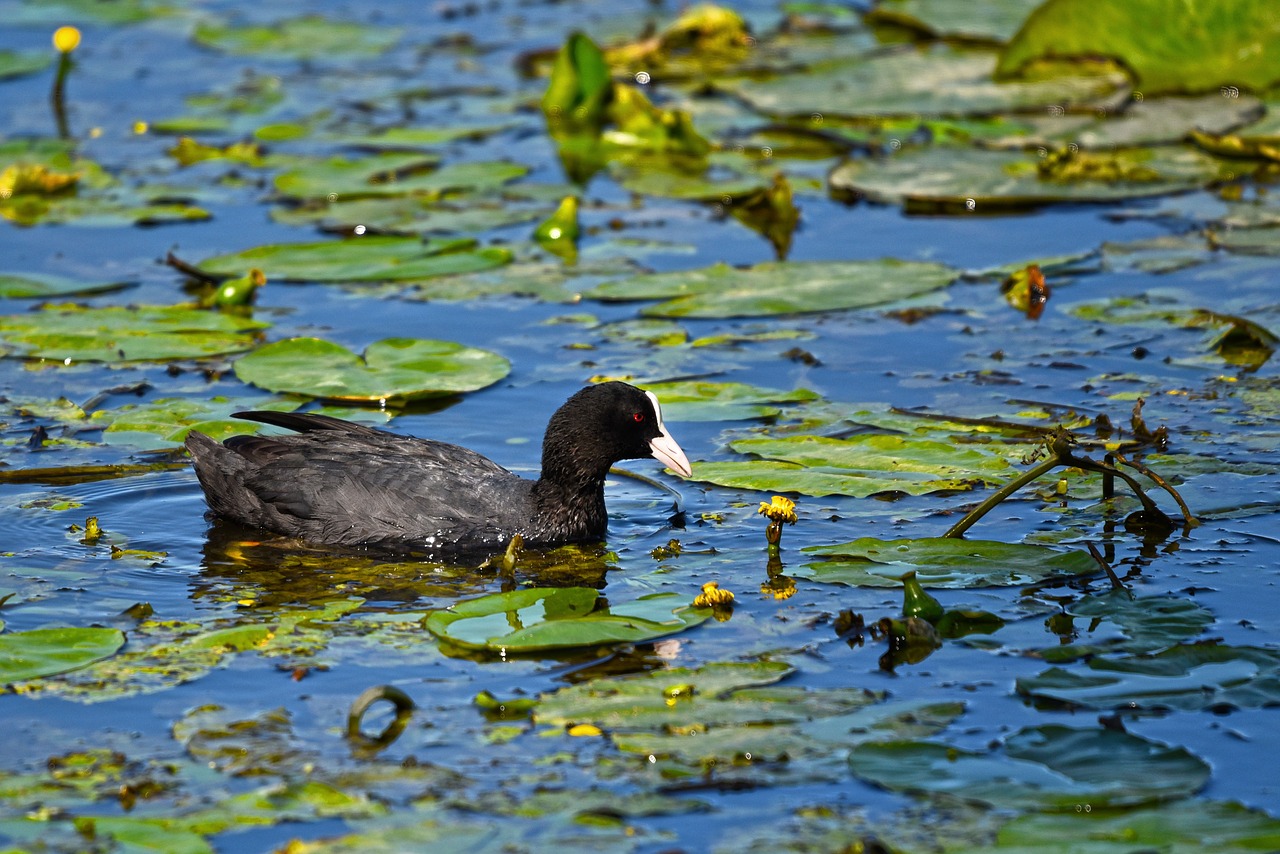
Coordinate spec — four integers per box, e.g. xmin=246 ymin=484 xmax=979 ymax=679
xmin=639 ymin=380 xmax=819 ymax=421
xmin=534 ymin=660 xmax=795 ymax=728
xmin=233 ymin=337 xmax=509 ymax=403
xmin=848 ymin=724 xmax=1209 ymax=809
xmin=168 ymin=136 xmax=264 ymax=168
xmin=0 ymin=305 xmax=268 ymax=363
xmin=1037 ymin=590 xmax=1215 ymax=663
xmin=91 ymin=396 xmax=298 ymax=448
xmin=800 ymin=538 xmax=1097 ymax=588
xmin=997 ymin=0 xmax=1280 ymax=95
xmin=274 ymin=156 xmax=527 ymax=201
xmin=0 ymin=273 xmax=133 ymax=299
xmin=1210 ymin=224 xmax=1280 ymax=256
xmin=199 ymin=236 xmax=511 ymax=283
xmin=193 ymin=15 xmax=402 ymax=59
xmin=731 ymin=48 xmax=1126 ymax=119
xmin=830 ymin=146 xmax=1231 ymax=213
xmin=586 ymin=259 xmax=958 ymax=318
xmin=864 ymin=0 xmax=1046 ymax=44
xmin=0 ymin=627 xmax=124 ymax=684
xmin=982 ymin=799 xmax=1280 ymax=852
xmin=691 ymin=432 xmax=1026 ymax=498
xmin=0 ymin=51 xmax=51 ymax=81
xmin=423 ymin=587 xmax=709 ymax=653
xmin=1019 ymin=643 xmax=1280 ymax=711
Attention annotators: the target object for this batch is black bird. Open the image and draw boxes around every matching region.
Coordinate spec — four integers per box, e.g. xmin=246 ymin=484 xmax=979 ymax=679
xmin=185 ymin=382 xmax=692 ymax=555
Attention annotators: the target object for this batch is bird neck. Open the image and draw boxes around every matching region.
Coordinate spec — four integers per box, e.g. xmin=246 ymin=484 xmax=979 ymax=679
xmin=530 ymin=474 xmax=608 ymax=542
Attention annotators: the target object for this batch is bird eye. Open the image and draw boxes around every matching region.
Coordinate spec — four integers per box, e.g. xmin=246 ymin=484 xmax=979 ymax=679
xmin=632 ymin=412 xmax=645 ymax=423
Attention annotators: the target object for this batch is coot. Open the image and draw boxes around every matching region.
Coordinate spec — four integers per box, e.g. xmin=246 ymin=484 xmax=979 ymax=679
xmin=185 ymin=381 xmax=692 ymax=555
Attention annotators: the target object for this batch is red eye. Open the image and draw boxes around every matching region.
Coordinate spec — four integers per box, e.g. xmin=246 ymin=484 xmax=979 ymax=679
xmin=633 ymin=412 xmax=645 ymax=422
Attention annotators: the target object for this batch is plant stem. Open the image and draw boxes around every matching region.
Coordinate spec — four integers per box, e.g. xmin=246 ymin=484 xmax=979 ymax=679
xmin=52 ymin=52 xmax=72 ymax=139
xmin=942 ymin=455 xmax=1061 ymax=539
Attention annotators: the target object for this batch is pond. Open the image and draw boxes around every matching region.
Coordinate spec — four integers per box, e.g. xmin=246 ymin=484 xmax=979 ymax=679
xmin=2 ymin=0 xmax=1279 ymax=851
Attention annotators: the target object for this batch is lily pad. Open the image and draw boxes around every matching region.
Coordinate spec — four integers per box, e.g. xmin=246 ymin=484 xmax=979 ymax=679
xmin=1019 ymin=643 xmax=1280 ymax=711
xmin=997 ymin=0 xmax=1280 ymax=95
xmin=983 ymin=799 xmax=1280 ymax=852
xmin=691 ymin=432 xmax=1027 ymax=498
xmin=91 ymin=397 xmax=299 ymax=448
xmin=731 ymin=48 xmax=1126 ymax=120
xmin=1210 ymin=224 xmax=1280 ymax=256
xmin=0 ymin=305 xmax=269 ymax=363
xmin=847 ymin=724 xmax=1210 ymax=809
xmin=639 ymin=380 xmax=820 ymax=421
xmin=984 ymin=94 xmax=1265 ymax=151
xmin=585 ymin=259 xmax=958 ymax=318
xmin=234 ymin=337 xmax=510 ymax=403
xmin=193 ymin=15 xmax=402 ymax=59
xmin=0 ymin=51 xmax=51 ymax=81
xmin=0 ymin=627 xmax=125 ymax=684
xmin=1037 ymin=590 xmax=1215 ymax=663
xmin=423 ymin=587 xmax=709 ymax=653
xmin=800 ymin=538 xmax=1098 ymax=588
xmin=864 ymin=0 xmax=1047 ymax=44
xmin=0 ymin=273 xmax=133 ymax=299
xmin=199 ymin=236 xmax=511 ymax=283
xmin=830 ymin=145 xmax=1233 ymax=213
xmin=274 ymin=156 xmax=527 ymax=201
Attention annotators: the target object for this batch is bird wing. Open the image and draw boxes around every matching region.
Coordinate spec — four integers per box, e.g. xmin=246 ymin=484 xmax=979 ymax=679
xmin=222 ymin=418 xmax=528 ymax=550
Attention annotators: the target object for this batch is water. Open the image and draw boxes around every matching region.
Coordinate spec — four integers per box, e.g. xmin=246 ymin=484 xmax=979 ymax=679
xmin=2 ymin=1 xmax=1279 ymax=850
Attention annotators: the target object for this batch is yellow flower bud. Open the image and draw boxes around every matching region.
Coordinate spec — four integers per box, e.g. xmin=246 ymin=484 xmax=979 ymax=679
xmin=53 ymin=26 xmax=81 ymax=54
xmin=693 ymin=581 xmax=735 ymax=608
xmin=757 ymin=495 xmax=797 ymax=525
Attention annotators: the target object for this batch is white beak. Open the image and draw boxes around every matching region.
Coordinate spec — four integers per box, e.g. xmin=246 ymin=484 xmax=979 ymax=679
xmin=644 ymin=391 xmax=692 ymax=478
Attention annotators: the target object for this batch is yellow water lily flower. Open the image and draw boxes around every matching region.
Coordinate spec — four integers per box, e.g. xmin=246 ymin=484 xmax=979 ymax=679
xmin=567 ymin=723 xmax=602 ymax=737
xmin=757 ymin=495 xmax=797 ymax=525
xmin=693 ymin=581 xmax=735 ymax=608
xmin=53 ymin=26 xmax=81 ymax=54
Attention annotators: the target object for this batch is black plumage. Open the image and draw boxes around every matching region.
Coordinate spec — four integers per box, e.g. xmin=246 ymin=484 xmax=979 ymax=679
xmin=185 ymin=382 xmax=691 ymax=555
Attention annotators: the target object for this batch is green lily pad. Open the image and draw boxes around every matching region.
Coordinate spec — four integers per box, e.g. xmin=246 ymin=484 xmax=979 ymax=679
xmin=234 ymin=337 xmax=509 ymax=403
xmin=423 ymin=587 xmax=710 ymax=653
xmin=997 ymin=0 xmax=1280 ymax=95
xmin=639 ymin=380 xmax=819 ymax=421
xmin=0 ymin=138 xmax=210 ymax=227
xmin=193 ymin=15 xmax=402 ymax=59
xmin=984 ymin=94 xmax=1264 ymax=151
xmin=0 ymin=627 xmax=125 ymax=684
xmin=0 ymin=51 xmax=51 ymax=81
xmin=1037 ymin=591 xmax=1215 ymax=663
xmin=848 ymin=724 xmax=1209 ymax=810
xmin=691 ymin=432 xmax=1028 ymax=498
xmin=0 ymin=305 xmax=268 ymax=363
xmin=1210 ymin=224 xmax=1280 ymax=255
xmin=1019 ymin=643 xmax=1280 ymax=711
xmin=800 ymin=538 xmax=1097 ymax=588
xmin=274 ymin=155 xmax=527 ymax=201
xmin=830 ymin=146 xmax=1232 ymax=213
xmin=981 ymin=799 xmax=1280 ymax=852
xmin=608 ymin=159 xmax=768 ymax=201
xmin=864 ymin=0 xmax=1047 ymax=44
xmin=534 ymin=660 xmax=797 ymax=728
xmin=20 ymin=601 xmax=363 ymax=703
xmin=731 ymin=48 xmax=1126 ymax=120
xmin=199 ymin=236 xmax=511 ymax=283
xmin=585 ymin=259 xmax=958 ymax=318
xmin=534 ymin=660 xmax=962 ymax=783
xmin=0 ymin=273 xmax=133 ymax=299
xmin=91 ymin=396 xmax=299 ymax=448
xmin=271 ymin=195 xmax=550 ymax=235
